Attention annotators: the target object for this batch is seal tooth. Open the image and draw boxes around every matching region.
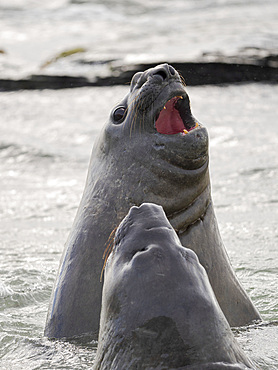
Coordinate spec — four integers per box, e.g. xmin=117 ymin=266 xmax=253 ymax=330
xmin=163 ymin=106 xmax=166 ymax=110
xmin=183 ymin=129 xmax=188 ymax=135
xmin=177 ymin=96 xmax=183 ymax=99
xmin=195 ymin=122 xmax=199 ymax=128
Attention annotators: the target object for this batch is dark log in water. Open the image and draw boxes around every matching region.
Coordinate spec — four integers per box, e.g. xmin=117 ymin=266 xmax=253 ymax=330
xmin=0 ymin=56 xmax=278 ymax=91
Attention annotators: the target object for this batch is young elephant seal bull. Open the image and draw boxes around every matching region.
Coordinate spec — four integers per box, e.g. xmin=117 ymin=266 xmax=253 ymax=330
xmin=93 ymin=203 xmax=255 ymax=370
xmin=45 ymin=64 xmax=260 ymax=339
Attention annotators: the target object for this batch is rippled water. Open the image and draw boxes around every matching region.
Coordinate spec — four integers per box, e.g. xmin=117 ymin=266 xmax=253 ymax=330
xmin=0 ymin=83 xmax=277 ymax=369
xmin=1 ymin=0 xmax=278 ymax=368
xmin=1 ymin=0 xmax=278 ymax=77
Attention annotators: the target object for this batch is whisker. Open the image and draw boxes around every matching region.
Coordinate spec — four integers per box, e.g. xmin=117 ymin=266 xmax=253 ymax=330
xmin=122 ymin=94 xmax=140 ymax=133
xmin=127 ymin=94 xmax=141 ymax=111
xmin=130 ymin=94 xmax=141 ymax=137
xmin=177 ymin=70 xmax=187 ymax=86
xmin=134 ymin=100 xmax=141 ymax=135
xmin=137 ymin=94 xmax=148 ymax=136
xmin=100 ymin=241 xmax=115 ymax=282
xmin=102 ymin=225 xmax=118 ymax=260
xmin=142 ymin=103 xmax=147 ymax=134
xmin=129 ymin=110 xmax=136 ymax=138
xmin=140 ymin=95 xmax=150 ymax=135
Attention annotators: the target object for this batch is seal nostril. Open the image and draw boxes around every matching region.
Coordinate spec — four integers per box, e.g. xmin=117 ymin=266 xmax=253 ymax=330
xmin=154 ymin=70 xmax=168 ymax=81
xmin=168 ymin=65 xmax=176 ymax=75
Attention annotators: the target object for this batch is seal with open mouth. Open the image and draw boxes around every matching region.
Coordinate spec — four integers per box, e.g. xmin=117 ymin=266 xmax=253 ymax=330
xmin=93 ymin=203 xmax=255 ymax=370
xmin=44 ymin=64 xmax=260 ymax=339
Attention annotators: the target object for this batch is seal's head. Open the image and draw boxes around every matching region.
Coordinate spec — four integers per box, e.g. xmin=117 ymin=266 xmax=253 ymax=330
xmin=113 ymin=64 xmax=198 ymax=135
xmin=95 ymin=64 xmax=210 ymax=217
xmin=103 ymin=64 xmax=208 ymax=169
xmin=102 ymin=203 xmax=217 ymax=332
xmin=95 ymin=203 xmax=253 ymax=369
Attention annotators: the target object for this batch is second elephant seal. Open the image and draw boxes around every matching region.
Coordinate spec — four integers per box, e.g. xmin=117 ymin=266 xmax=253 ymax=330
xmin=94 ymin=203 xmax=255 ymax=370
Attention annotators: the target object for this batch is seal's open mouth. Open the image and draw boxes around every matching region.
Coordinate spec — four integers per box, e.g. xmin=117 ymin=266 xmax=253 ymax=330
xmin=155 ymin=96 xmax=198 ymax=135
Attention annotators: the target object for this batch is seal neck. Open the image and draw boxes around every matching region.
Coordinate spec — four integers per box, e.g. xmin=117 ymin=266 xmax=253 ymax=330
xmin=95 ymin=316 xmax=195 ymax=369
xmin=167 ymin=183 xmax=211 ymax=234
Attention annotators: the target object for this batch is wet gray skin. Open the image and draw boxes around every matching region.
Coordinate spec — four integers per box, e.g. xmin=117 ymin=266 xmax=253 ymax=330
xmin=44 ymin=64 xmax=261 ymax=339
xmin=93 ymin=203 xmax=255 ymax=370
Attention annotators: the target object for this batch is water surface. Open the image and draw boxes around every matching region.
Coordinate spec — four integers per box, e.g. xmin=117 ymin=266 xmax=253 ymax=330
xmin=0 ymin=83 xmax=277 ymax=368
xmin=1 ymin=0 xmax=277 ymax=77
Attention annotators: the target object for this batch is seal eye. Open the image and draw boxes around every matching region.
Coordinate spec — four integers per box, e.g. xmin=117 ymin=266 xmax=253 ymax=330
xmin=113 ymin=106 xmax=127 ymax=124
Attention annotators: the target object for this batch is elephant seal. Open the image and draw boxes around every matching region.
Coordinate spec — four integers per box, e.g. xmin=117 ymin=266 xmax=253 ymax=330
xmin=93 ymin=203 xmax=255 ymax=370
xmin=44 ymin=63 xmax=260 ymax=339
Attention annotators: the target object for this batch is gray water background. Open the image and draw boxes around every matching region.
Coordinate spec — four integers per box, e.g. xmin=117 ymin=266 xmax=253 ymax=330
xmin=1 ymin=0 xmax=278 ymax=77
xmin=1 ymin=0 xmax=278 ymax=369
xmin=1 ymin=83 xmax=277 ymax=369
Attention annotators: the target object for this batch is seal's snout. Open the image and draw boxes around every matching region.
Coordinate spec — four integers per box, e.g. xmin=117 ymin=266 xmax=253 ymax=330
xmin=152 ymin=68 xmax=168 ymax=82
xmin=130 ymin=64 xmax=179 ymax=91
xmin=151 ymin=64 xmax=178 ymax=83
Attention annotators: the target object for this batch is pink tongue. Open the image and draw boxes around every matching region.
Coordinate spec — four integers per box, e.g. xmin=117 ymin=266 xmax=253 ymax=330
xmin=155 ymin=97 xmax=184 ymax=134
